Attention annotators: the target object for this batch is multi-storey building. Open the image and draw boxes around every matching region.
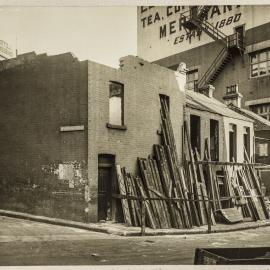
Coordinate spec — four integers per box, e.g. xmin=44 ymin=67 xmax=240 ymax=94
xmin=137 ymin=5 xmax=270 ymax=120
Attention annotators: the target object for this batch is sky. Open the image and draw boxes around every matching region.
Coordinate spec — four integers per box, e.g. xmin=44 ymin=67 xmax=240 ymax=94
xmin=0 ymin=6 xmax=137 ymax=67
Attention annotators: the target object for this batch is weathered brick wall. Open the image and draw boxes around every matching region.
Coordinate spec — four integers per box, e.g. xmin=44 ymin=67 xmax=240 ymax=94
xmin=0 ymin=52 xmax=88 ymax=222
xmin=87 ymin=56 xmax=185 ymax=221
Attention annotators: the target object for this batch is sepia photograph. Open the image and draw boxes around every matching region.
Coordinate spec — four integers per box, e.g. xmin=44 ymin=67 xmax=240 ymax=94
xmin=0 ymin=0 xmax=270 ymax=267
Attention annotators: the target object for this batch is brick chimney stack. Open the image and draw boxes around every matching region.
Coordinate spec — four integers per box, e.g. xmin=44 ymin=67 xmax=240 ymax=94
xmin=199 ymin=84 xmax=215 ymax=98
xmin=223 ymin=84 xmax=243 ymax=108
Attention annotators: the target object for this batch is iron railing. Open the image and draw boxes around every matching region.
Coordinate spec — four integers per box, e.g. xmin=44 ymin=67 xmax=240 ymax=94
xmin=197 ymin=47 xmax=229 ymax=88
xmin=181 ymin=6 xmax=245 ymax=89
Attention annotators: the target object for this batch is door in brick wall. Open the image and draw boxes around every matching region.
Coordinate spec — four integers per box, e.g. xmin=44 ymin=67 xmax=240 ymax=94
xmin=98 ymin=154 xmax=115 ymax=221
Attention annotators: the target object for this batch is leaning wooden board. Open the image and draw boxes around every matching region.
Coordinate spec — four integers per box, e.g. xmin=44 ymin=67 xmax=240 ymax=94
xmin=135 ymin=176 xmax=157 ymax=229
xmin=115 ymin=165 xmax=132 ymax=226
xmin=217 ymin=208 xmax=243 ymax=224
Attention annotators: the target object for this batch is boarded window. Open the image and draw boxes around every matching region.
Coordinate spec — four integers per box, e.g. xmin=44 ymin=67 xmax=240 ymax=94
xmin=210 ymin=119 xmax=219 ymax=161
xmin=256 ymin=143 xmax=268 ymax=157
xmin=109 ymin=82 xmax=124 ymax=126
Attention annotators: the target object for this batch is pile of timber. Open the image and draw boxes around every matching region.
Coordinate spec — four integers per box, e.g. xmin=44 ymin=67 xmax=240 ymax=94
xmin=222 ymin=157 xmax=269 ymax=221
xmin=115 ymin=98 xmax=269 ymax=229
xmin=199 ymin=140 xmax=269 ymax=223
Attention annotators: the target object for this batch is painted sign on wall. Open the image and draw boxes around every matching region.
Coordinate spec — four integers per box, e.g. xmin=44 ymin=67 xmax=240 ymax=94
xmin=137 ymin=6 xmax=270 ymax=62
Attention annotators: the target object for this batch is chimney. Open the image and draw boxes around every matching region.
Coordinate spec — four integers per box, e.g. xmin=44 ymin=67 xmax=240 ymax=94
xmin=223 ymin=84 xmax=243 ymax=108
xmin=175 ymin=62 xmax=187 ymax=92
xmin=199 ymin=84 xmax=215 ymax=98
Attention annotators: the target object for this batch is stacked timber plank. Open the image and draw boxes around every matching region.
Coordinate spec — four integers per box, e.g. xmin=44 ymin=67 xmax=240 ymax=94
xmin=115 ymin=98 xmax=269 ymax=229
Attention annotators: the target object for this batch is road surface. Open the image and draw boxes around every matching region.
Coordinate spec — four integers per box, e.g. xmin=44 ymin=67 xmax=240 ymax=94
xmin=0 ymin=216 xmax=269 ymax=265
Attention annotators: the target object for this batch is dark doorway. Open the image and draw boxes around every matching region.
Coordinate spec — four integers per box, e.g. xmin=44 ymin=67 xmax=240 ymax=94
xmin=235 ymin=25 xmax=244 ymax=38
xmin=190 ymin=115 xmax=201 ymax=154
xmin=235 ymin=25 xmax=245 ymax=48
xmin=210 ymin=119 xmax=219 ymax=161
xmin=229 ymin=124 xmax=237 ymax=162
xmin=244 ymin=127 xmax=250 ymax=159
xmin=98 ymin=154 xmax=115 ymax=221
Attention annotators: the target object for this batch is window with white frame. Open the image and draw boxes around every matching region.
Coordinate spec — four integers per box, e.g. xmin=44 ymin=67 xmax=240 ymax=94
xmin=250 ymin=49 xmax=270 ymax=78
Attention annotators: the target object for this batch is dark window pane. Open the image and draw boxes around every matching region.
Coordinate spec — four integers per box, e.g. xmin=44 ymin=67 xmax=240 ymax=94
xmin=210 ymin=119 xmax=219 ymax=161
xmin=187 ymin=69 xmax=198 ymax=83
xmin=250 ymin=54 xmax=258 ymax=64
xmin=251 ymin=64 xmax=258 ymax=77
xmin=259 ymin=62 xmax=267 ymax=75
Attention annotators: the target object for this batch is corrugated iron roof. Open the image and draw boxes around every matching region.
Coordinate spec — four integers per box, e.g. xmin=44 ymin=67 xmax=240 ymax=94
xmin=186 ymin=90 xmax=253 ymax=122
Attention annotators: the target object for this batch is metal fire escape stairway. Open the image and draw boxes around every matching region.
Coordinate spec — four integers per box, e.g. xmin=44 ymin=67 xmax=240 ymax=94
xmin=181 ymin=6 xmax=245 ymax=90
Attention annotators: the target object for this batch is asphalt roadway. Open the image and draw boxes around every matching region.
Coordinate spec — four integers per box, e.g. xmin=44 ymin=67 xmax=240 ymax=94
xmin=0 ymin=215 xmax=270 ymax=265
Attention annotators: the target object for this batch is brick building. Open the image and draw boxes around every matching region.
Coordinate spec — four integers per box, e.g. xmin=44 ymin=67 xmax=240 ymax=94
xmin=0 ymin=52 xmax=184 ymax=222
xmin=137 ymin=6 xmax=270 ymax=121
xmin=0 ymin=50 xmax=258 ymax=224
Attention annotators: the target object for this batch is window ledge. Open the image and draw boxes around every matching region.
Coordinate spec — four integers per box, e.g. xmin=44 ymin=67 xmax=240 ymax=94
xmin=106 ymin=123 xmax=127 ymax=130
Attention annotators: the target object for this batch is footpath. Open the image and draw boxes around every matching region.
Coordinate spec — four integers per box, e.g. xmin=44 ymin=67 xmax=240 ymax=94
xmin=1 ymin=209 xmax=270 ymax=237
